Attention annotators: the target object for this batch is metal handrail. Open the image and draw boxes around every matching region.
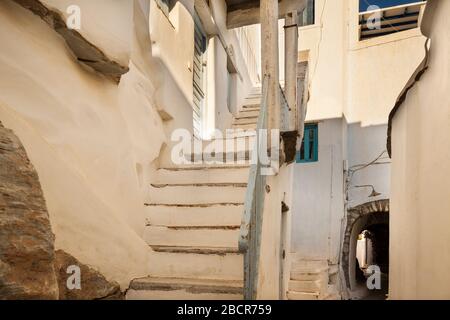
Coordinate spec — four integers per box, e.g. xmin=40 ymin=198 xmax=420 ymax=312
xmin=238 ymin=75 xmax=269 ymax=300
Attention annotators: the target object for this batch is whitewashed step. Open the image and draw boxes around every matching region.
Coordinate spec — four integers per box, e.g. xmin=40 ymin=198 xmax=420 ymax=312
xmin=183 ymin=151 xmax=252 ymax=164
xmin=144 ymin=226 xmax=240 ymax=248
xmin=234 ymin=114 xmax=258 ymax=121
xmin=127 ymin=277 xmax=243 ymax=300
xmin=186 ymin=136 xmax=256 ymax=154
xmin=146 ymin=184 xmax=247 ymax=205
xmin=153 ymin=167 xmax=249 ymax=185
xmin=242 ymin=104 xmax=260 ymax=110
xmin=290 ymin=259 xmax=329 ymax=271
xmin=289 ymin=279 xmax=324 ymax=293
xmin=287 ymin=291 xmax=320 ymax=300
xmin=244 ymin=96 xmax=262 ymax=105
xmin=148 ymin=246 xmax=243 ymax=280
xmin=232 ymin=123 xmax=257 ymax=130
xmin=233 ymin=118 xmax=258 ymax=126
xmin=249 ymin=87 xmax=262 ymax=95
xmin=145 ymin=203 xmax=243 ymax=227
xmin=220 ymin=129 xmax=256 ymax=139
xmin=290 ymin=269 xmax=328 ymax=281
xmin=237 ymin=109 xmax=260 ymax=118
xmin=160 ymin=162 xmax=251 ymax=170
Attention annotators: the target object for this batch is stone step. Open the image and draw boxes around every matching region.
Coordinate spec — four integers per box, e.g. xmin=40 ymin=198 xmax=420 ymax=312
xmin=237 ymin=109 xmax=260 ymax=118
xmin=234 ymin=113 xmax=259 ymax=121
xmin=144 ymin=225 xmax=240 ymax=248
xmin=290 ymin=269 xmax=328 ymax=281
xmin=287 ymin=291 xmax=321 ymax=300
xmin=146 ymin=184 xmax=246 ymax=205
xmin=182 ymin=150 xmax=253 ymax=164
xmin=241 ymin=104 xmax=260 ymax=110
xmin=244 ymin=96 xmax=262 ymax=105
xmin=232 ymin=123 xmax=257 ymax=130
xmin=233 ymin=118 xmax=258 ymax=126
xmin=186 ymin=136 xmax=256 ymax=153
xmin=153 ymin=167 xmax=249 ymax=186
xmin=148 ymin=246 xmax=243 ymax=280
xmin=127 ymin=277 xmax=243 ymax=300
xmin=220 ymin=129 xmax=256 ymax=139
xmin=290 ymin=259 xmax=329 ymax=270
xmin=145 ymin=203 xmax=243 ymax=227
xmin=160 ymin=163 xmax=251 ymax=170
xmin=289 ymin=279 xmax=325 ymax=293
xmin=249 ymin=86 xmax=262 ymax=95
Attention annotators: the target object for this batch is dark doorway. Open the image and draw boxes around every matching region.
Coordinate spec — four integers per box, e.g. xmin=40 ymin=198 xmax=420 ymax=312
xmin=355 ymin=223 xmax=389 ymax=299
xmin=342 ymin=200 xmax=390 ymax=300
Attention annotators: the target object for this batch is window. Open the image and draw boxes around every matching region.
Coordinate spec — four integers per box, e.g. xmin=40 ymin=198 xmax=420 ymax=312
xmin=299 ymin=0 xmax=315 ymax=27
xmin=296 ymin=123 xmax=318 ymax=163
xmin=358 ymin=0 xmax=426 ymax=41
xmin=359 ymin=0 xmax=421 ymax=12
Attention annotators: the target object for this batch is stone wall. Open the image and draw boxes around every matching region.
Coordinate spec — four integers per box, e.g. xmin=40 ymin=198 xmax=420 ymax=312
xmin=0 ymin=121 xmax=123 ymax=300
xmin=0 ymin=121 xmax=58 ymax=299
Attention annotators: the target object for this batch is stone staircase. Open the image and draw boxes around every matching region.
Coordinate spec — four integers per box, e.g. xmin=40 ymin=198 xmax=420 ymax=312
xmin=287 ymin=259 xmax=341 ymax=300
xmin=126 ymin=97 xmax=260 ymax=300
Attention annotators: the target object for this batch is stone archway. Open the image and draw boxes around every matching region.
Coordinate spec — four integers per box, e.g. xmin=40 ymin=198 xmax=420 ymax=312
xmin=341 ymin=200 xmax=389 ymax=293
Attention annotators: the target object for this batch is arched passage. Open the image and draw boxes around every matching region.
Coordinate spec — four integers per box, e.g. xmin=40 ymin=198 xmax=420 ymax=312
xmin=341 ymin=200 xmax=389 ymax=299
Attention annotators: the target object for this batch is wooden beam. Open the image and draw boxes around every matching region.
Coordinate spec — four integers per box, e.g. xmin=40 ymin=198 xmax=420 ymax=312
xmin=284 ymin=11 xmax=299 ymax=132
xmin=260 ymin=0 xmax=279 ymax=137
xmin=227 ymin=0 xmax=307 ymax=29
xmin=194 ymin=0 xmax=242 ymax=78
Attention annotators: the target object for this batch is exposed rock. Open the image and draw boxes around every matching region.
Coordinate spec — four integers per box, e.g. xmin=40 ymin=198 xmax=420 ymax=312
xmin=12 ymin=0 xmax=129 ymax=82
xmin=55 ymin=250 xmax=124 ymax=300
xmin=0 ymin=121 xmax=58 ymax=300
xmin=281 ymin=130 xmax=299 ymax=165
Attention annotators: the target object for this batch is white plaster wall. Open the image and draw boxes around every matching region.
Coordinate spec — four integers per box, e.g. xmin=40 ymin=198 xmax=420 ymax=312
xmin=290 ymin=0 xmax=424 ymax=266
xmin=298 ymin=0 xmax=426 ymax=124
xmin=299 ymin=0 xmax=346 ymax=121
xmin=290 ymin=118 xmax=345 ymax=262
xmin=205 ymin=37 xmax=233 ymax=136
xmin=0 ymin=0 xmax=171 ymax=288
xmin=0 ymin=0 xmax=260 ymax=289
xmin=389 ymin=0 xmax=450 ymax=299
xmin=347 ymin=123 xmax=390 ymax=208
xmin=41 ymin=0 xmax=133 ymax=66
xmin=209 ymin=0 xmax=256 ymax=116
xmin=290 ymin=120 xmax=391 ymax=264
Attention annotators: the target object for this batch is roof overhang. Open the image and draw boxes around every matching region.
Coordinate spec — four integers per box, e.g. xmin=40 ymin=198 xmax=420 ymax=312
xmin=225 ymin=0 xmax=308 ymax=29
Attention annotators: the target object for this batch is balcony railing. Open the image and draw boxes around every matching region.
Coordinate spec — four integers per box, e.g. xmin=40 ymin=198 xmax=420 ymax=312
xmin=359 ymin=1 xmax=427 ymax=40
